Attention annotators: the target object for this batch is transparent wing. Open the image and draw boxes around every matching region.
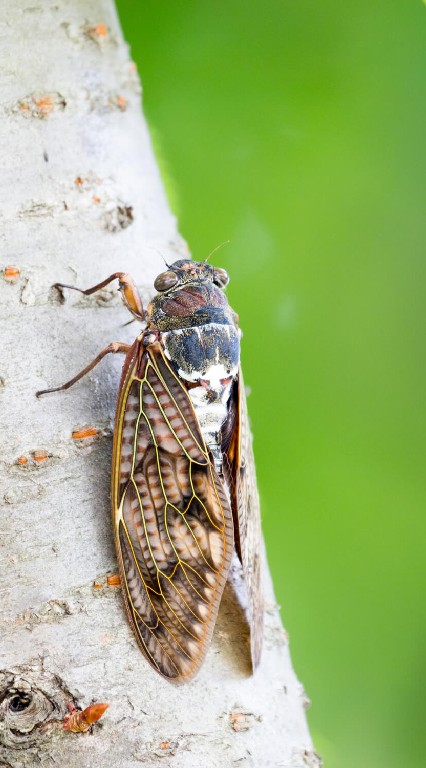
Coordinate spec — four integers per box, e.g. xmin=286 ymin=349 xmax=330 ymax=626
xmin=223 ymin=370 xmax=264 ymax=669
xmin=112 ymin=340 xmax=234 ymax=683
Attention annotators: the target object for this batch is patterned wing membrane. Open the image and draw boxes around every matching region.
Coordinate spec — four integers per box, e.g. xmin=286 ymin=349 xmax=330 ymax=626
xmin=112 ymin=340 xmax=234 ymax=683
xmin=224 ymin=371 xmax=264 ymax=669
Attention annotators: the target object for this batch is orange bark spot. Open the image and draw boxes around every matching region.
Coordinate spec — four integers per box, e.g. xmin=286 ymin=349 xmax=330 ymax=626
xmin=93 ymin=580 xmax=103 ymax=589
xmin=87 ymin=23 xmax=108 ymax=39
xmin=230 ymin=712 xmax=245 ymax=731
xmin=4 ymin=265 xmax=20 ymax=280
xmin=19 ymin=103 xmax=29 ymax=110
xmin=106 ymin=574 xmax=121 ymax=587
xmin=74 ymin=176 xmax=83 ymax=186
xmin=17 ymin=455 xmax=28 ymax=466
xmin=116 ymin=96 xmax=127 ymax=110
xmin=92 ymin=196 xmax=101 ymax=204
xmin=33 ymin=449 xmax=48 ymax=463
xmin=35 ymin=96 xmax=54 ymax=116
xmin=161 ymin=742 xmax=169 ymax=750
xmin=72 ymin=426 xmax=98 ymax=440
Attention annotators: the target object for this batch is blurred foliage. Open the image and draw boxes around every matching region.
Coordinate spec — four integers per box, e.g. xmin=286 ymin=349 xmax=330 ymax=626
xmin=116 ymin=2 xmax=426 ymax=766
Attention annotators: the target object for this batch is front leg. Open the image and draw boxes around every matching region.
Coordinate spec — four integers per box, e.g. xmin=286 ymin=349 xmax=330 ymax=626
xmin=36 ymin=342 xmax=130 ymax=397
xmin=55 ymin=272 xmax=145 ymax=321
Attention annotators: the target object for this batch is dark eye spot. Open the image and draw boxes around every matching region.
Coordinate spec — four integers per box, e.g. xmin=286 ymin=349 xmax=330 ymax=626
xmin=154 ymin=270 xmax=179 ymax=292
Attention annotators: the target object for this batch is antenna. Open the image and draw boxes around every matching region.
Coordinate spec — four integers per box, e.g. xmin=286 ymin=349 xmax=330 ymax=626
xmin=147 ymin=246 xmax=171 ymax=269
xmin=204 ymin=240 xmax=230 ymax=263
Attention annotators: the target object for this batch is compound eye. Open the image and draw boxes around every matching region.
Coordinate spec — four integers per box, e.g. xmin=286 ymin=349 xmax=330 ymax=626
xmin=213 ymin=267 xmax=229 ymax=288
xmin=154 ymin=270 xmax=178 ymax=292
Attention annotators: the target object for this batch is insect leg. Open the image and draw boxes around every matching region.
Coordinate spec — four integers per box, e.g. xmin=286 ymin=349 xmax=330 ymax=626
xmin=55 ymin=273 xmax=126 ymax=296
xmin=55 ymin=273 xmax=145 ymax=320
xmin=36 ymin=342 xmax=131 ymax=397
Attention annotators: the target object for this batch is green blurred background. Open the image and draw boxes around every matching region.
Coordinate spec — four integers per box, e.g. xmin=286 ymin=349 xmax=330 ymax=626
xmin=116 ymin=2 xmax=426 ymax=766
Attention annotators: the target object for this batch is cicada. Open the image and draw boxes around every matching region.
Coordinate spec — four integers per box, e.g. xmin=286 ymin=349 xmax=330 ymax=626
xmin=37 ymin=259 xmax=263 ymax=683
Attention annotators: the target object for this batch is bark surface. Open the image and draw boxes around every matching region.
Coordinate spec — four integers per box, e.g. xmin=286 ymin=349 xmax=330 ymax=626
xmin=0 ymin=2 xmax=318 ymax=766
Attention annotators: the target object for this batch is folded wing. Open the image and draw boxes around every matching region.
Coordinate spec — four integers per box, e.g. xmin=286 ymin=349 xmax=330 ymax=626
xmin=112 ymin=340 xmax=234 ymax=683
xmin=223 ymin=371 xmax=264 ymax=669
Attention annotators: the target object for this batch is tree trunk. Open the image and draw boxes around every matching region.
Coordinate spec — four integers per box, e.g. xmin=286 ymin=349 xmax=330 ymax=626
xmin=0 ymin=2 xmax=318 ymax=766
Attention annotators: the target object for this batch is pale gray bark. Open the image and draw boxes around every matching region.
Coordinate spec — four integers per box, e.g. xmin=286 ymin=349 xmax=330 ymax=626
xmin=0 ymin=2 xmax=318 ymax=766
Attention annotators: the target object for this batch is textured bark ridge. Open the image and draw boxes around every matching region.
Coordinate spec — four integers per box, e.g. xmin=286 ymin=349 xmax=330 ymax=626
xmin=0 ymin=2 xmax=318 ymax=766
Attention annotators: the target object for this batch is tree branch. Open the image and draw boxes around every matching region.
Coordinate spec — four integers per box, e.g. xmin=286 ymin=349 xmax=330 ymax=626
xmin=0 ymin=1 xmax=318 ymax=765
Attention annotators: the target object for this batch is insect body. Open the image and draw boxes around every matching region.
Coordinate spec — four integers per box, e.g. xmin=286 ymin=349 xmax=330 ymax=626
xmin=37 ymin=260 xmax=263 ymax=683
